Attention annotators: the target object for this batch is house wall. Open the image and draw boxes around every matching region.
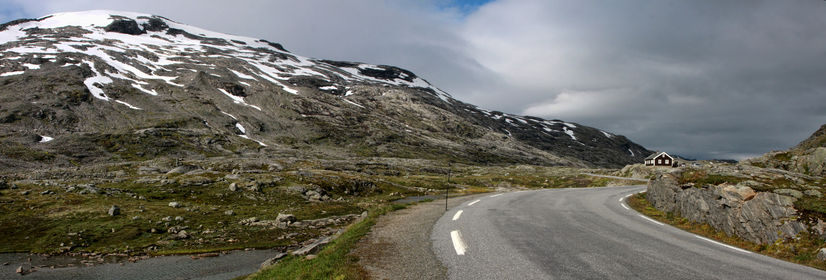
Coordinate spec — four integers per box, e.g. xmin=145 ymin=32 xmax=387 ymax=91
xmin=654 ymin=154 xmax=673 ymax=166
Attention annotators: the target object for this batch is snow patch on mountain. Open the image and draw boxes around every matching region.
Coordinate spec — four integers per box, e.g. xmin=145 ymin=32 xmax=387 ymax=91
xmin=115 ymin=100 xmax=142 ymax=110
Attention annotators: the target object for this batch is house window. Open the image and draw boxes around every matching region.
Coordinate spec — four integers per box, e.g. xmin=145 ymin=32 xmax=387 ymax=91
xmin=657 ymin=159 xmax=661 ymax=164
xmin=665 ymin=160 xmax=670 ymax=165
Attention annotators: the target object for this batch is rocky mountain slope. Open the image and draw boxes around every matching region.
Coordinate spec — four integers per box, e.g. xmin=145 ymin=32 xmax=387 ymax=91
xmin=742 ymin=124 xmax=826 ymax=177
xmin=0 ymin=10 xmax=649 ymax=170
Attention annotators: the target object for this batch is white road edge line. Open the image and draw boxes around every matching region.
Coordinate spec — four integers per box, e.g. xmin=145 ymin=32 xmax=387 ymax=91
xmin=621 ymin=204 xmax=630 ymax=210
xmin=695 ymin=235 xmax=752 ymax=254
xmin=468 ymin=199 xmax=481 ymax=206
xmin=639 ymin=215 xmax=665 ymax=226
xmin=489 ymin=194 xmax=504 ymax=198
xmin=453 ymin=210 xmax=463 ymax=221
xmin=620 ymin=193 xmax=633 ymax=202
xmin=451 ymin=230 xmax=468 ymax=255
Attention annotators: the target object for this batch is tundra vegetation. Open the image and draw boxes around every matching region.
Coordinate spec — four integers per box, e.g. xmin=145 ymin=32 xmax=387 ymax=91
xmin=0 ymin=157 xmax=621 ymax=261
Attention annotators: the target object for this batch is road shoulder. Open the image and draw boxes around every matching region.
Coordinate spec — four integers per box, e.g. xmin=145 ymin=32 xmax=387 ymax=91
xmin=349 ymin=193 xmax=488 ymax=280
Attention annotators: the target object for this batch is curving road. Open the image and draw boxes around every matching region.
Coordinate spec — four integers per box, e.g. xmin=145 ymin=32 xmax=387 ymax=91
xmin=432 ymin=185 xmax=826 ymax=279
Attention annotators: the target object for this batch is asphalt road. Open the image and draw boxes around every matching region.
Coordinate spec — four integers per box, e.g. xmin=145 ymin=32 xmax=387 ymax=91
xmin=431 ymin=185 xmax=826 ymax=280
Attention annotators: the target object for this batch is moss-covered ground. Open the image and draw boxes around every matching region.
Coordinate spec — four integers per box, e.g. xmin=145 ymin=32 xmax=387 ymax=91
xmin=0 ymin=161 xmax=619 ymax=258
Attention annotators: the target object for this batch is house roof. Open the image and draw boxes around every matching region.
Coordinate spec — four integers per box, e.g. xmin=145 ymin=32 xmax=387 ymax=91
xmin=645 ymin=151 xmax=674 ymax=161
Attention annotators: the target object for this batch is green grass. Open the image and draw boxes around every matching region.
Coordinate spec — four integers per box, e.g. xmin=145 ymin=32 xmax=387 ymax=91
xmin=245 ymin=205 xmax=401 ymax=280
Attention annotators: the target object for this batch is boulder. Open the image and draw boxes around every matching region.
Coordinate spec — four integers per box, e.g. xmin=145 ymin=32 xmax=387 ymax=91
xmin=774 ymin=189 xmax=803 ymax=199
xmin=229 ymin=183 xmax=238 ymax=192
xmin=169 ymin=202 xmax=182 ymax=208
xmin=108 ymin=205 xmax=121 ymax=216
xmin=260 ymin=253 xmax=287 ymax=269
xmin=818 ymin=248 xmax=826 ymax=261
xmin=276 ymin=213 xmax=297 ymax=224
xmin=804 ymin=189 xmax=823 ymax=198
xmin=166 ymin=165 xmax=201 ymax=175
xmin=647 ymin=171 xmax=807 ymax=244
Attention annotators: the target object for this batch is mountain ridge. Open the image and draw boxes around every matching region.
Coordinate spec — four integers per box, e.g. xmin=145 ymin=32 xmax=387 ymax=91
xmin=0 ymin=10 xmax=650 ymax=169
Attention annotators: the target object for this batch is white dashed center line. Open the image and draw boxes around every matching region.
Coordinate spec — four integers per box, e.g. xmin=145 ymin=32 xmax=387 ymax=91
xmin=621 ymin=204 xmax=630 ymax=210
xmin=468 ymin=199 xmax=481 ymax=206
xmin=489 ymin=193 xmax=503 ymax=198
xmin=451 ymin=230 xmax=468 ymax=255
xmin=453 ymin=210 xmax=463 ymax=221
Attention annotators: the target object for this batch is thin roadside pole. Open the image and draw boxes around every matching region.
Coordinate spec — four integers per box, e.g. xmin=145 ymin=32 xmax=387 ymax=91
xmin=445 ymin=164 xmax=451 ymax=211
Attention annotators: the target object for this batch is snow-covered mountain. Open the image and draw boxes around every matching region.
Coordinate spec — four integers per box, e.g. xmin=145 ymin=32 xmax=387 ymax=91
xmin=0 ymin=10 xmax=649 ymax=168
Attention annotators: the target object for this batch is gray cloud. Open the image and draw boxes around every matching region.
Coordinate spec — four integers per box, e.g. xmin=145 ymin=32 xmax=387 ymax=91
xmin=3 ymin=0 xmax=825 ymax=160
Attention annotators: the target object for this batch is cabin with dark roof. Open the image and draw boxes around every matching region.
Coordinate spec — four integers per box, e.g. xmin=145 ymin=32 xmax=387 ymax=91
xmin=645 ymin=151 xmax=676 ymax=167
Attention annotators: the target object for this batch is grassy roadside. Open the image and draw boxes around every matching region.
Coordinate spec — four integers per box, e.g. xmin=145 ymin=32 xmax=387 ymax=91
xmin=241 ymin=204 xmax=402 ymax=280
xmin=628 ymin=192 xmax=826 ymax=271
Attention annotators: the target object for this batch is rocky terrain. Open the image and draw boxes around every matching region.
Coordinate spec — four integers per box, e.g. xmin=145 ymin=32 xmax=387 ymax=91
xmin=741 ymin=124 xmax=826 ymax=177
xmin=0 ymin=10 xmax=650 ymax=173
xmin=644 ymin=125 xmax=826 ymax=245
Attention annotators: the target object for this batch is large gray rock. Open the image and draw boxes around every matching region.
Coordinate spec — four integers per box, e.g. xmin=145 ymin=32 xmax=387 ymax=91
xmin=276 ymin=213 xmax=297 ymax=224
xmin=647 ymin=172 xmax=807 ymax=244
xmin=108 ymin=205 xmax=121 ymax=216
xmin=818 ymin=248 xmax=826 ymax=261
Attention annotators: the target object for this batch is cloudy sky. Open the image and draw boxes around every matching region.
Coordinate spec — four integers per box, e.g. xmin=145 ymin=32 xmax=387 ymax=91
xmin=2 ymin=0 xmax=825 ymax=160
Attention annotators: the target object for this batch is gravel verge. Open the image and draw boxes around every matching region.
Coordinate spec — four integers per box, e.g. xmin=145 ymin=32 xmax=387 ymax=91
xmin=350 ymin=193 xmax=490 ymax=280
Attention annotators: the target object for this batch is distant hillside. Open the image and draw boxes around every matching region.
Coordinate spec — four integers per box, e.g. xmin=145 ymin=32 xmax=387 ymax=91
xmin=743 ymin=124 xmax=826 ymax=176
xmin=793 ymin=124 xmax=826 ymax=151
xmin=0 ymin=11 xmax=651 ymax=170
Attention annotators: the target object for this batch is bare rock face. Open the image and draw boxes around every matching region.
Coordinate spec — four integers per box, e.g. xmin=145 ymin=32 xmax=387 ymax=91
xmin=647 ymin=170 xmax=807 ymax=244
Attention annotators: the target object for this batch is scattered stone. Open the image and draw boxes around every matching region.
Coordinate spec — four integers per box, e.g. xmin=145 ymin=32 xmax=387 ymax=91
xmin=108 ymin=205 xmax=121 ymax=216
xmin=20 ymin=190 xmax=30 ymax=195
xmin=170 ymin=230 xmax=190 ymax=240
xmin=224 ymin=210 xmax=234 ymax=216
xmin=286 ymin=185 xmax=307 ymax=194
xmin=82 ymin=184 xmax=101 ymax=194
xmin=161 ymin=216 xmax=173 ymax=222
xmin=818 ymin=248 xmax=826 ymax=261
xmin=166 ymin=165 xmax=201 ymax=175
xmin=198 ymin=252 xmax=219 ymax=258
xmin=174 ymin=216 xmax=184 ymax=221
xmin=132 ymin=216 xmax=141 ymax=220
xmin=305 ymin=254 xmax=317 ymax=260
xmin=804 ymin=189 xmax=823 ymax=198
xmin=774 ymin=189 xmax=803 ymax=199
xmin=137 ymin=166 xmax=161 ymax=175
xmin=16 ymin=266 xmax=25 ymax=274
xmin=41 ymin=190 xmax=55 ymax=195
xmin=260 ymin=252 xmax=287 ymax=269
xmin=169 ymin=202 xmax=182 ymax=208
xmin=276 ymin=213 xmax=297 ymax=224
xmin=229 ymin=183 xmax=238 ymax=192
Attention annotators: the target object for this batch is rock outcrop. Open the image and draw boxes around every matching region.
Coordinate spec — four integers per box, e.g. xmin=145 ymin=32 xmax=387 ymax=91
xmin=647 ymin=169 xmax=808 ymax=244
